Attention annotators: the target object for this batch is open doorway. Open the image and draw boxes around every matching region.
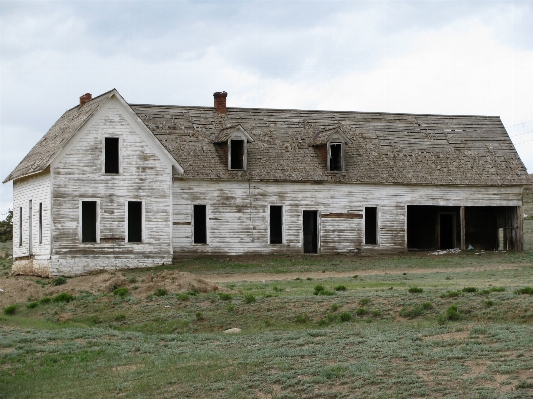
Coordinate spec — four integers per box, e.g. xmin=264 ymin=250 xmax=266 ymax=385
xmin=303 ymin=210 xmax=318 ymax=253
xmin=438 ymin=213 xmax=456 ymax=249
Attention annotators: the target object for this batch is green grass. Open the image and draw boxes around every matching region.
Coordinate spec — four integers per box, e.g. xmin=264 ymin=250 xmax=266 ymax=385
xmin=2 ymin=251 xmax=533 ymax=397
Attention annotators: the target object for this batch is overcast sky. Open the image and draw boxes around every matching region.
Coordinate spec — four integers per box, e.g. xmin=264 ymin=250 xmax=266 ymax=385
xmin=1 ymin=0 xmax=532 ymax=216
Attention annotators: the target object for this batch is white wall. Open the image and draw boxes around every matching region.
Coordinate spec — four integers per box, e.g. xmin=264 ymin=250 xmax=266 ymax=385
xmin=172 ymin=179 xmax=523 ymax=255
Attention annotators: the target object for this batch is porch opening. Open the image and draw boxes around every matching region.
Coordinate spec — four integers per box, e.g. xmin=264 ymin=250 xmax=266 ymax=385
xmin=407 ymin=205 xmax=522 ymax=251
xmin=128 ymin=201 xmax=142 ymax=243
xmin=193 ymin=205 xmax=207 ymax=244
xmin=270 ymin=205 xmax=283 ymax=244
xmin=303 ymin=210 xmax=318 ymax=253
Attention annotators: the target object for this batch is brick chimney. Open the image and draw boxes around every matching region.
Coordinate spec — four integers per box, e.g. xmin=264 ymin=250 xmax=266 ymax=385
xmin=79 ymin=93 xmax=92 ymax=106
xmin=213 ymin=91 xmax=227 ymax=114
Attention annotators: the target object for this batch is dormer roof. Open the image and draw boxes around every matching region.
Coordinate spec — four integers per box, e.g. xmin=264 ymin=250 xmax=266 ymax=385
xmin=212 ymin=124 xmax=255 ymax=144
xmin=309 ymin=126 xmax=352 ymax=146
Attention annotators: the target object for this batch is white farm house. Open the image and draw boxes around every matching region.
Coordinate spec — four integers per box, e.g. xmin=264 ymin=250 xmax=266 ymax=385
xmin=4 ymin=89 xmax=530 ymax=276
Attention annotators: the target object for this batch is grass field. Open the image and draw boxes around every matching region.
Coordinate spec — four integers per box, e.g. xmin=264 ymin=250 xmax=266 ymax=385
xmin=1 ymin=191 xmax=532 ymax=398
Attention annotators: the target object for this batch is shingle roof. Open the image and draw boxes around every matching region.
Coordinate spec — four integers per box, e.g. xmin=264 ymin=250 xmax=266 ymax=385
xmin=4 ymin=89 xmax=531 ymax=186
xmin=3 ymin=90 xmax=116 ymax=183
xmin=131 ymin=104 xmax=531 ymax=186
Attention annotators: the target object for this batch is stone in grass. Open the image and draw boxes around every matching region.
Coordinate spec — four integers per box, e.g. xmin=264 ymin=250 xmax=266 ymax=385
xmin=223 ymin=328 xmax=242 ymax=334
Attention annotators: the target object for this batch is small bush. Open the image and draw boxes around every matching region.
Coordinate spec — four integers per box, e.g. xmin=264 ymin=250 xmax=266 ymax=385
xmin=352 ymin=275 xmax=358 ymax=279
xmin=321 ymin=290 xmax=335 ymax=296
xmin=219 ymin=293 xmax=232 ymax=301
xmin=306 ymin=277 xmax=313 ymax=281
xmin=334 ymin=285 xmax=347 ymax=291
xmin=408 ymin=287 xmax=423 ymax=294
xmin=272 ymin=286 xmax=284 ymax=292
xmin=53 ymin=293 xmax=74 ymax=303
xmin=516 ymin=380 xmax=533 ymax=389
xmin=446 ymin=305 xmax=460 ymax=321
xmin=114 ymin=314 xmax=126 ymax=321
xmin=195 ymin=312 xmax=204 ymax=321
xmin=359 ymin=298 xmax=371 ymax=306
xmin=339 ymin=311 xmax=352 ymax=322
xmin=186 ymin=291 xmax=197 ymax=296
xmin=399 ymin=305 xmax=424 ymax=319
xmin=422 ymin=302 xmax=434 ymax=310
xmin=244 ymin=294 xmax=256 ymax=304
xmin=4 ymin=305 xmax=17 ymax=316
xmin=514 ymin=287 xmax=533 ymax=295
xmin=313 ymin=285 xmax=325 ymax=295
xmin=51 ymin=277 xmax=67 ymax=286
xmin=113 ymin=287 xmax=129 ymax=298
xmin=226 ymin=305 xmax=235 ymax=312
xmin=176 ymin=293 xmax=189 ymax=301
xmin=154 ymin=288 xmax=168 ymax=297
xmin=441 ymin=290 xmax=462 ymax=298
xmin=128 ymin=276 xmax=137 ymax=284
xmin=484 ymin=300 xmax=495 ymax=307
xmin=479 ymin=289 xmax=491 ymax=295
xmin=355 ymin=308 xmax=368 ymax=316
xmin=330 ymin=303 xmax=339 ymax=312
xmin=371 ymin=310 xmax=381 ymax=317
xmin=295 ymin=313 xmax=310 ymax=324
xmin=39 ymin=297 xmax=52 ymax=304
xmin=491 ymin=287 xmax=505 ymax=292
xmin=26 ymin=302 xmax=38 ymax=309
xmin=462 ymin=287 xmax=478 ymax=293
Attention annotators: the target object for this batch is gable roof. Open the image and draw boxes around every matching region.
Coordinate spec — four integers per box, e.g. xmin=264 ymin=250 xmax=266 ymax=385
xmin=131 ymin=104 xmax=530 ymax=186
xmin=3 ymin=90 xmax=116 ymax=183
xmin=4 ymin=89 xmax=530 ymax=186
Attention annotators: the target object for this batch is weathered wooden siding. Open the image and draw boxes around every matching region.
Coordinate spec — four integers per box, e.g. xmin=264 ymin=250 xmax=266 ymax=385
xmin=12 ymin=171 xmax=52 ymax=275
xmin=50 ymin=102 xmax=172 ymax=275
xmin=172 ymin=180 xmax=523 ymax=255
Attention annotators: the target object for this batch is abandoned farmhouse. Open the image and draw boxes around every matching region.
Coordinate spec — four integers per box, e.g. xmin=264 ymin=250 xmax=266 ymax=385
xmin=3 ymin=89 xmax=531 ymax=276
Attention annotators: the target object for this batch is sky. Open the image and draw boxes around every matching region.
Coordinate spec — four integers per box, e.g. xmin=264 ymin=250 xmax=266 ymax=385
xmin=1 ymin=0 xmax=533 ymax=217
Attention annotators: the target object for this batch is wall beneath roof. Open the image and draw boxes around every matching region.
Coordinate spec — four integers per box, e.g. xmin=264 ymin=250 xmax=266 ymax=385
xmin=172 ymin=179 xmax=523 ymax=256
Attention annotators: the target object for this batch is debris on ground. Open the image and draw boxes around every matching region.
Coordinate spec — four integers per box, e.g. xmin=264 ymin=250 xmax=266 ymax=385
xmin=429 ymin=248 xmax=461 ymax=255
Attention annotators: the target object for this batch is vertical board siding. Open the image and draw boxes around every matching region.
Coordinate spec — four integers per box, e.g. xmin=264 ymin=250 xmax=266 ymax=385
xmin=173 ymin=180 xmax=523 ymax=256
xmin=51 ymin=105 xmax=172 ymax=275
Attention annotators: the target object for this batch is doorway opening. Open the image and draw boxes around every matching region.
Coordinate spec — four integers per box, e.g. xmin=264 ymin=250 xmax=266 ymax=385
xmin=303 ymin=210 xmax=318 ymax=254
xmin=439 ymin=213 xmax=456 ymax=249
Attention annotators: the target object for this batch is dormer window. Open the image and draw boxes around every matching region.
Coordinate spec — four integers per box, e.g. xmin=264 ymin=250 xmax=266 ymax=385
xmin=328 ymin=142 xmax=344 ymax=172
xmin=310 ymin=126 xmax=352 ymax=173
xmin=212 ymin=125 xmax=254 ymax=171
xmin=229 ymin=139 xmax=245 ymax=170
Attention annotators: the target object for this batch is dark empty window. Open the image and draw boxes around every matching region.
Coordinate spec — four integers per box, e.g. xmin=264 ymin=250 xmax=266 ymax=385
xmin=82 ymin=201 xmax=97 ymax=242
xmin=18 ymin=207 xmax=22 ymax=246
xmin=39 ymin=202 xmax=43 ymax=244
xmin=105 ymin=137 xmax=120 ymax=174
xmin=230 ymin=139 xmax=245 ymax=169
xmin=365 ymin=207 xmax=377 ymax=245
xmin=128 ymin=201 xmax=143 ymax=243
xmin=193 ymin=205 xmax=207 ymax=244
xmin=329 ymin=143 xmax=343 ymax=171
xmin=270 ymin=205 xmax=283 ymax=244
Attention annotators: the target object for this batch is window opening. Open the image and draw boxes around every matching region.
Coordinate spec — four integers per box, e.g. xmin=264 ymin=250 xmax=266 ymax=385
xmin=365 ymin=207 xmax=377 ymax=245
xmin=28 ymin=200 xmax=33 ymax=255
xmin=270 ymin=206 xmax=283 ymax=244
xmin=193 ymin=205 xmax=207 ymax=244
xmin=104 ymin=137 xmax=120 ymax=174
xmin=81 ymin=201 xmax=97 ymax=242
xmin=128 ymin=201 xmax=143 ymax=243
xmin=329 ymin=142 xmax=343 ymax=171
xmin=39 ymin=203 xmax=43 ymax=244
xmin=18 ymin=207 xmax=22 ymax=246
xmin=230 ymin=139 xmax=245 ymax=170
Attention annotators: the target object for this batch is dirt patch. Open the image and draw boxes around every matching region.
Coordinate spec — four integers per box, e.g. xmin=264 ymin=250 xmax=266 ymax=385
xmin=0 ymin=270 xmax=223 ymax=307
xmin=201 ymin=265 xmax=520 ymax=283
xmin=423 ymin=329 xmax=470 ymax=342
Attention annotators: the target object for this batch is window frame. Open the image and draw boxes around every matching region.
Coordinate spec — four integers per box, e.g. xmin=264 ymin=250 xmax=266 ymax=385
xmin=125 ymin=200 xmax=145 ymax=243
xmin=79 ymin=199 xmax=100 ymax=243
xmin=228 ymin=133 xmax=247 ymax=170
xmin=268 ymin=205 xmax=284 ymax=245
xmin=102 ymin=136 xmax=122 ymax=175
xmin=38 ymin=202 xmax=43 ymax=244
xmin=18 ymin=207 xmax=22 ymax=247
xmin=327 ymin=141 xmax=345 ymax=172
